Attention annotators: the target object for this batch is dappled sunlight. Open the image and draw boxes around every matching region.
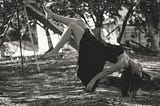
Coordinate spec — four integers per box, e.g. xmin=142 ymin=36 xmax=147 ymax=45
xmin=33 ymin=95 xmax=63 ymax=99
xmin=96 ymin=87 xmax=119 ymax=94
xmin=0 ymin=54 xmax=160 ymax=106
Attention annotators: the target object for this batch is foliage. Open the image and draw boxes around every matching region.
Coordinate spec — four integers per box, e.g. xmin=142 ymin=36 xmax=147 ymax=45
xmin=139 ymin=0 xmax=160 ymax=29
xmin=129 ymin=0 xmax=160 ymax=33
xmin=34 ymin=0 xmax=136 ymax=41
xmin=0 ymin=0 xmax=159 ymax=51
xmin=47 ymin=0 xmax=133 ymax=27
xmin=0 ymin=0 xmax=36 ymax=42
xmin=127 ymin=0 xmax=160 ymax=51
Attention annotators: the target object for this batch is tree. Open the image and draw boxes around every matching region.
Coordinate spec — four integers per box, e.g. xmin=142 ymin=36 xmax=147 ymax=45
xmin=1 ymin=0 xmax=160 ymax=54
xmin=43 ymin=0 xmax=133 ymax=41
xmin=123 ymin=0 xmax=160 ymax=53
xmin=0 ymin=0 xmax=140 ymax=47
xmin=138 ymin=0 xmax=160 ymax=52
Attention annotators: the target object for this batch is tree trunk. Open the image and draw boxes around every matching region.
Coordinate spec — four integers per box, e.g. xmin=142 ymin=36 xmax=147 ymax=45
xmin=149 ymin=3 xmax=160 ymax=52
xmin=45 ymin=29 xmax=53 ymax=50
xmin=147 ymin=2 xmax=160 ymax=53
xmin=150 ymin=32 xmax=160 ymax=52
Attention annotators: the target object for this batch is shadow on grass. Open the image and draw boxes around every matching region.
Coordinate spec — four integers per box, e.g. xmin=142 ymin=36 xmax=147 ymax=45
xmin=0 ymin=58 xmax=160 ymax=106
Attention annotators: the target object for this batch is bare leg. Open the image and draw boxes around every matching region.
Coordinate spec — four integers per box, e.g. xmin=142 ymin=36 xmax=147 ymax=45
xmin=42 ymin=22 xmax=85 ymax=58
xmin=43 ymin=5 xmax=76 ymax=25
xmin=42 ymin=5 xmax=87 ymax=29
xmin=86 ymin=52 xmax=130 ymax=91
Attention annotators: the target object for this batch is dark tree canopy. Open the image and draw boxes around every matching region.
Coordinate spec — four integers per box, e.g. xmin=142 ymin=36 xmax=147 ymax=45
xmin=0 ymin=0 xmax=160 ymax=52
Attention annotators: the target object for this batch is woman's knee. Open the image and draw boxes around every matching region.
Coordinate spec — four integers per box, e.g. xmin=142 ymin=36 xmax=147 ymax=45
xmin=68 ymin=22 xmax=78 ymax=28
xmin=68 ymin=22 xmax=79 ymax=31
xmin=68 ymin=22 xmax=84 ymax=47
xmin=69 ymin=19 xmax=86 ymax=29
xmin=68 ymin=22 xmax=85 ymax=34
xmin=75 ymin=19 xmax=86 ymax=28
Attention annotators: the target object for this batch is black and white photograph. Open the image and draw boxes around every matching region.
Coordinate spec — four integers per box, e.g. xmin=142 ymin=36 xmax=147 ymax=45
xmin=0 ymin=0 xmax=160 ymax=105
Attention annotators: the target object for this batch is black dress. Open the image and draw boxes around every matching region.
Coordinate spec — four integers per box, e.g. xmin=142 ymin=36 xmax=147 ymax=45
xmin=77 ymin=28 xmax=124 ymax=91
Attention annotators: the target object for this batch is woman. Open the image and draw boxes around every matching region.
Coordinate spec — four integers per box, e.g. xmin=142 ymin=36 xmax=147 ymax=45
xmin=41 ymin=5 xmax=141 ymax=92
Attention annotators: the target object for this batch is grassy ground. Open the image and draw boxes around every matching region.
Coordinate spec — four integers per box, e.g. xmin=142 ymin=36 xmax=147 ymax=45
xmin=0 ymin=50 xmax=160 ymax=106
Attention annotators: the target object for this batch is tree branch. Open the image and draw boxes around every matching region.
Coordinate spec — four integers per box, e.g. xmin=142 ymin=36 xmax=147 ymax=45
xmin=117 ymin=0 xmax=141 ymax=44
xmin=117 ymin=5 xmax=134 ymax=44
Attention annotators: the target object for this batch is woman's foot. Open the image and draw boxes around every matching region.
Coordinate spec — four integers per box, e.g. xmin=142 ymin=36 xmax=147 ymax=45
xmin=39 ymin=48 xmax=58 ymax=60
